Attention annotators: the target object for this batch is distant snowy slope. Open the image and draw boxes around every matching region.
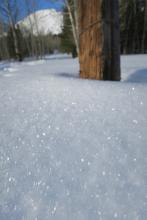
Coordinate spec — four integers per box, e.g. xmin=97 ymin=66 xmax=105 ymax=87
xmin=18 ymin=9 xmax=63 ymax=35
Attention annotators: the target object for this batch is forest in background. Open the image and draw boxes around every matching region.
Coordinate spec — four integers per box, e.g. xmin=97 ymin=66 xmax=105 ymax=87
xmin=0 ymin=0 xmax=147 ymax=61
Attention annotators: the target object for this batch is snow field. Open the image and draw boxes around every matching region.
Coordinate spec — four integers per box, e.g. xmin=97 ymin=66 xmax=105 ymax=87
xmin=0 ymin=54 xmax=147 ymax=220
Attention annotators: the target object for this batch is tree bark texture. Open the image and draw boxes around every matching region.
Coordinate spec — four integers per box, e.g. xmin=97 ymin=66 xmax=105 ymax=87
xmin=79 ymin=0 xmax=121 ymax=80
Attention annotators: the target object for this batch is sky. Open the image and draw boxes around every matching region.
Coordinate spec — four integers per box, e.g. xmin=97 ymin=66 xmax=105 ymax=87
xmin=16 ymin=0 xmax=63 ymax=20
xmin=37 ymin=0 xmax=63 ymax=11
xmin=19 ymin=0 xmax=64 ymax=21
xmin=0 ymin=0 xmax=64 ymax=22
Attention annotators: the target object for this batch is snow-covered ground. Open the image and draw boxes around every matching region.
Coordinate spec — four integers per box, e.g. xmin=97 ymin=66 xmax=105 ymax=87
xmin=0 ymin=54 xmax=147 ymax=220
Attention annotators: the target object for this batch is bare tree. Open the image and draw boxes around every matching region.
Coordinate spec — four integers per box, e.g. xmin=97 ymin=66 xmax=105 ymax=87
xmin=0 ymin=18 xmax=9 ymax=59
xmin=0 ymin=0 xmax=22 ymax=61
xmin=50 ymin=0 xmax=79 ymax=55
xmin=65 ymin=0 xmax=79 ymax=55
xmin=24 ymin=0 xmax=37 ymax=57
xmin=23 ymin=0 xmax=45 ymax=59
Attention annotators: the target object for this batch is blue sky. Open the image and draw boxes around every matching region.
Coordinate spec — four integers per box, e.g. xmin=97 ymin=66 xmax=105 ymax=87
xmin=37 ymin=0 xmax=63 ymax=11
xmin=19 ymin=0 xmax=63 ymax=20
xmin=0 ymin=0 xmax=63 ymax=22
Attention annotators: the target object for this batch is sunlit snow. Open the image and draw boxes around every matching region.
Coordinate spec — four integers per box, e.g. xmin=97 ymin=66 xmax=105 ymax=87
xmin=18 ymin=9 xmax=63 ymax=36
xmin=0 ymin=54 xmax=147 ymax=220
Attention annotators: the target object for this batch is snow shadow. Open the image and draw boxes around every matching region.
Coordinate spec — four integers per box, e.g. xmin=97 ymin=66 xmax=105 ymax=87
xmin=55 ymin=72 xmax=79 ymax=79
xmin=0 ymin=63 xmax=10 ymax=71
xmin=44 ymin=54 xmax=73 ymax=61
xmin=124 ymin=69 xmax=147 ymax=83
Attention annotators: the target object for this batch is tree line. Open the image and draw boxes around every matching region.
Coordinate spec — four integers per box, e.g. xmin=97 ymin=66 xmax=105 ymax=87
xmin=0 ymin=0 xmax=61 ymax=61
xmin=120 ymin=0 xmax=147 ymax=54
xmin=61 ymin=0 xmax=147 ymax=56
xmin=0 ymin=0 xmax=147 ymax=61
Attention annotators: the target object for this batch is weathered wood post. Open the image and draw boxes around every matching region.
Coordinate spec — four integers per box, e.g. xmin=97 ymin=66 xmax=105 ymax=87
xmin=79 ymin=0 xmax=121 ymax=80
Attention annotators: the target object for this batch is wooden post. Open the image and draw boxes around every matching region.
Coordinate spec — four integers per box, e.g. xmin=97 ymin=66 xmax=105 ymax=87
xmin=79 ymin=0 xmax=121 ymax=81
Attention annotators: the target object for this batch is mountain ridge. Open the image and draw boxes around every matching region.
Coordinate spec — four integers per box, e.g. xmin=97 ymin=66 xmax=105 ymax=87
xmin=18 ymin=9 xmax=63 ymax=36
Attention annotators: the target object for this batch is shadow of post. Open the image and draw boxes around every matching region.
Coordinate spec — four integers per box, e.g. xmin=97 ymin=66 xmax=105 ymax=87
xmin=54 ymin=72 xmax=79 ymax=79
xmin=124 ymin=69 xmax=147 ymax=83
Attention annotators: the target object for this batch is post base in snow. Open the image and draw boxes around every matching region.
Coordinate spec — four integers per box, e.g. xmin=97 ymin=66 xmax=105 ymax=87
xmin=79 ymin=0 xmax=121 ymax=81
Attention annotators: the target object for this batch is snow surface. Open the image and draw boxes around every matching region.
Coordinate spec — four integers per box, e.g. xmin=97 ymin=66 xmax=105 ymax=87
xmin=18 ymin=9 xmax=63 ymax=35
xmin=0 ymin=54 xmax=147 ymax=220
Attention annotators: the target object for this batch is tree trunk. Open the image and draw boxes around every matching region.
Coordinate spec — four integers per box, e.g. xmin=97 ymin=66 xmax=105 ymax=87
xmin=66 ymin=0 xmax=79 ymax=56
xmin=79 ymin=0 xmax=121 ymax=80
xmin=24 ymin=0 xmax=36 ymax=57
xmin=73 ymin=0 xmax=79 ymax=49
xmin=4 ymin=0 xmax=21 ymax=61
xmin=141 ymin=0 xmax=147 ymax=53
xmin=0 ymin=22 xmax=9 ymax=59
xmin=11 ymin=26 xmax=20 ymax=60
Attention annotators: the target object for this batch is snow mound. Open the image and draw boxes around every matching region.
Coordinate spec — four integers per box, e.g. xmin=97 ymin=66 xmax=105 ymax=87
xmin=18 ymin=9 xmax=63 ymax=36
xmin=3 ymin=67 xmax=18 ymax=72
